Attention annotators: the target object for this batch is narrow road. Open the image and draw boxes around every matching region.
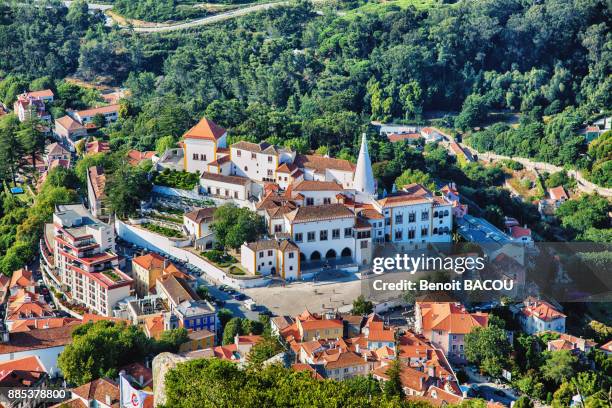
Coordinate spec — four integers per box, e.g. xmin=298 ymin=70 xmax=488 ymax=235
xmin=429 ymin=127 xmax=612 ymax=198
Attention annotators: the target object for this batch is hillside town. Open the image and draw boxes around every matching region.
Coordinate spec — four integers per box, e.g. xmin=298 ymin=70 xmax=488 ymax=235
xmin=0 ymin=93 xmax=608 ymax=407
xmin=0 ymin=0 xmax=611 ymax=407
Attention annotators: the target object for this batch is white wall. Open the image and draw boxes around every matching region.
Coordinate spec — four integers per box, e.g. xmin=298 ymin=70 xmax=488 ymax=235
xmin=116 ymin=220 xmax=268 ymax=289
xmin=230 ymin=148 xmax=278 ymax=182
xmin=288 ymin=218 xmax=355 ymax=261
xmin=184 ymin=139 xmax=216 ymax=173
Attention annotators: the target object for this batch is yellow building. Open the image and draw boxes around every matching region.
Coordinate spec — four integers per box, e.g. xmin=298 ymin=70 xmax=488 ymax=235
xmin=178 ymin=329 xmax=216 ymax=353
xmin=132 ymin=253 xmax=185 ymax=297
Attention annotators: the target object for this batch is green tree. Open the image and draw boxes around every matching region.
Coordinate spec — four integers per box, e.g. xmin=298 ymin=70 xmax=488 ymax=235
xmin=540 ymin=350 xmax=577 ymax=385
xmin=382 ymin=359 xmax=404 ymax=399
xmin=222 ymin=317 xmax=243 ymax=345
xmin=58 ymin=321 xmax=152 ymax=386
xmin=106 ymin=163 xmax=152 ymax=218
xmin=92 ymin=113 xmax=106 ymax=128
xmin=210 ymin=204 xmax=266 ymax=251
xmin=352 ymin=295 xmax=374 ymax=315
xmin=464 ymin=326 xmax=511 ymax=377
xmin=155 ymin=135 xmax=176 ymax=155
xmin=17 ymin=117 xmax=44 ymax=175
xmin=455 ymin=94 xmax=489 ymax=131
xmin=247 ymin=333 xmax=283 ymax=366
xmin=157 ymin=328 xmax=189 ymax=353
xmin=513 ymin=396 xmax=534 ymax=408
xmin=217 ymin=308 xmax=233 ymax=331
xmin=394 ymin=169 xmax=434 ymax=191
xmin=551 ymin=381 xmax=574 ymax=408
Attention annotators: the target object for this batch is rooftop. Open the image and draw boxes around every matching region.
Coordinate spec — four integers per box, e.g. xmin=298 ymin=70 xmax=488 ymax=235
xmin=292 ymin=180 xmax=343 ymax=192
xmin=75 ymin=104 xmax=119 ymax=118
xmin=200 ymin=172 xmax=251 ymax=186
xmin=0 ymin=323 xmax=80 ymax=355
xmin=184 ymin=207 xmax=215 ymax=224
xmin=183 ymin=118 xmax=226 ymax=141
xmin=285 ymin=203 xmax=354 ymax=223
xmin=294 ymin=154 xmax=355 ymax=173
xmin=71 ymin=378 xmax=120 ymax=408
xmin=231 ymin=141 xmax=289 ymax=155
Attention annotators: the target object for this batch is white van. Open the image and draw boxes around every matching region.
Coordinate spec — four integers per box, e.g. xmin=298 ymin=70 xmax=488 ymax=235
xmin=244 ymin=299 xmax=256 ymax=311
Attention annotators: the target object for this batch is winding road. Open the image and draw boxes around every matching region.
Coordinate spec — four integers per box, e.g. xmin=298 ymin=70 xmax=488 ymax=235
xmin=69 ymin=0 xmax=324 ymax=33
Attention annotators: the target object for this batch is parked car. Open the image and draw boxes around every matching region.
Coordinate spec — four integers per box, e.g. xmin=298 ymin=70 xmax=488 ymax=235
xmin=218 ymin=285 xmax=229 ymax=292
xmin=259 ymin=310 xmax=273 ymax=317
xmin=233 ymin=293 xmax=246 ymax=301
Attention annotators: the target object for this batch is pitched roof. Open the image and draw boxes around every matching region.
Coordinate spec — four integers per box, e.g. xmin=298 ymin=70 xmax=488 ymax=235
xmin=23 ymin=89 xmax=53 ymax=99
xmin=373 ymin=363 xmax=429 ymax=392
xmin=75 ymin=104 xmax=119 ymax=118
xmin=377 ymin=186 xmax=432 ymax=207
xmin=292 ymin=180 xmax=343 ymax=192
xmin=9 ymin=268 xmax=33 ymax=288
xmin=245 ymin=239 xmax=298 ymax=253
xmin=418 ymin=302 xmax=488 ymax=334
xmin=231 ymin=141 xmax=286 ymax=155
xmin=200 ymin=172 xmax=250 ymax=186
xmin=183 ymin=118 xmax=226 ymax=141
xmin=127 ymin=150 xmax=156 ymax=166
xmin=0 ymin=323 xmax=80 ymax=354
xmin=56 ymin=115 xmax=85 ymax=131
xmin=294 ymin=154 xmax=355 ymax=173
xmin=285 ymin=203 xmax=354 ymax=223
xmin=299 ymin=318 xmax=343 ymax=331
xmin=601 ymin=340 xmax=612 ymax=353
xmin=133 ymin=253 xmax=177 ymax=273
xmin=86 ymin=140 xmax=110 ymax=154
xmin=119 ymin=362 xmax=153 ymax=387
xmin=184 ymin=207 xmax=215 ymax=224
xmin=157 ymin=274 xmax=198 ymax=304
xmin=387 ymin=132 xmax=423 ymax=143
xmin=510 ymin=225 xmax=531 ymax=239
xmin=71 ymin=378 xmax=120 ymax=408
xmin=0 ymin=355 xmax=46 ymax=382
xmin=87 ymin=166 xmax=106 ymax=200
xmin=45 ymin=142 xmax=69 ymax=157
xmin=549 ymin=185 xmax=568 ymax=201
xmin=322 ymin=351 xmax=365 ymax=369
xmin=144 ymin=314 xmax=164 ymax=339
xmin=522 ymin=297 xmax=566 ymax=321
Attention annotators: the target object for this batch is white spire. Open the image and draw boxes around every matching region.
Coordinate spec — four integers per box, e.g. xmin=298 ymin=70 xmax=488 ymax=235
xmin=353 ymin=133 xmax=376 ymax=196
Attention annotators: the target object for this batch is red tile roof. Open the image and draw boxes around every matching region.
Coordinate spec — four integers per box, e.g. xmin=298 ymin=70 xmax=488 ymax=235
xmin=127 ymin=150 xmax=156 ymax=166
xmin=549 ymin=185 xmax=568 ymax=201
xmin=0 ymin=355 xmax=46 ymax=385
xmin=71 ymin=378 xmax=120 ymax=408
xmin=292 ymin=180 xmax=343 ymax=191
xmin=183 ymin=118 xmax=226 ymax=141
xmin=86 ymin=140 xmax=110 ymax=154
xmin=0 ymin=323 xmax=80 ymax=354
xmin=418 ymin=302 xmax=488 ymax=334
xmin=294 ymin=154 xmax=355 ymax=173
xmin=387 ymin=133 xmax=423 ymax=143
xmin=76 ymin=104 xmax=119 ymax=118
xmin=522 ymin=298 xmax=566 ymax=321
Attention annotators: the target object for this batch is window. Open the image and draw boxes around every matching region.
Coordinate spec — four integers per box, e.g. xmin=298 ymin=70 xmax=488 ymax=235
xmin=267 ymin=169 xmax=273 ymax=176
xmin=289 ymin=266 xmax=293 ymax=270
xmin=267 ymin=250 xmax=273 ymax=256
xmin=234 ymin=192 xmax=238 ymax=199
xmin=434 ymin=211 xmax=438 ymax=218
xmin=421 ymin=211 xmax=429 ymax=221
xmin=237 ymin=150 xmax=241 ymax=157
xmin=395 ymin=214 xmax=403 ymax=224
xmin=202 ymin=154 xmax=207 ymax=161
xmin=268 ymin=156 xmax=273 ymax=162
xmin=385 ymin=218 xmax=391 ymax=226
xmin=244 ymin=166 xmax=248 ymax=171
xmin=323 ymin=197 xmax=331 ymax=204
xmin=215 ymin=188 xmax=220 ymax=195
xmin=259 ymin=251 xmax=264 ymax=258
xmin=288 ymin=252 xmax=295 ymax=259
xmin=307 ymin=232 xmax=316 ymax=242
xmin=306 ymin=197 xmax=314 ymax=206
xmin=408 ymin=230 xmax=415 ymax=239
xmin=332 ymin=229 xmax=340 ymax=239
xmin=408 ymin=212 xmax=416 ymax=223
xmin=394 ymin=229 xmax=403 ymax=240
xmin=421 ymin=227 xmax=428 ymax=237
xmin=193 ymin=153 xmax=199 ymax=160
xmin=251 ymin=153 xmax=256 ymax=159
xmin=274 ymin=224 xmax=282 ymax=233
xmin=320 ymin=230 xmax=328 ymax=241
xmin=360 ymin=240 xmax=368 ymax=249
xmin=294 ymin=233 xmax=303 ymax=242
xmin=344 ymin=228 xmax=352 ymax=237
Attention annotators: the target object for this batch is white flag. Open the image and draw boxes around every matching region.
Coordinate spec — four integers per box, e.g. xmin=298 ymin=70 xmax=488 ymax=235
xmin=120 ymin=374 xmax=149 ymax=408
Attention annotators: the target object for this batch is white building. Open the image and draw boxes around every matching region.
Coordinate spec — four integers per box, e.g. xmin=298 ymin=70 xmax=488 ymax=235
xmin=49 ymin=204 xmax=132 ymax=316
xmin=517 ymin=297 xmax=566 ymax=334
xmin=240 ymin=239 xmax=300 ymax=280
xmin=200 ymin=172 xmax=252 ymax=201
xmin=13 ymin=90 xmax=53 ymax=122
xmin=293 ymin=154 xmax=356 ymax=189
xmin=284 ymin=203 xmax=369 ymax=264
xmin=70 ymin=104 xmax=120 ymax=125
xmin=182 ymin=118 xmax=228 ymax=174
xmin=183 ymin=207 xmax=215 ymax=240
xmin=289 ymin=180 xmax=345 ymax=207
xmin=372 ymin=183 xmax=453 ymax=248
xmin=230 ymin=141 xmax=294 ymax=183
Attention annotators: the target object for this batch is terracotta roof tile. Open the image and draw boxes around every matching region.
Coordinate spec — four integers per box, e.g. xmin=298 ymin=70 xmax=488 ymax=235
xmin=294 ymin=154 xmax=355 ymax=173
xmin=285 ymin=203 xmax=354 ymax=223
xmin=183 ymin=118 xmax=226 ymax=141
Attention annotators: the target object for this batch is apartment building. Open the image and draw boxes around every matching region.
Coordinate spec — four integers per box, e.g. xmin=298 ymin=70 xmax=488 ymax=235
xmin=415 ymin=302 xmax=488 ymax=362
xmin=51 ymin=204 xmax=132 ymax=316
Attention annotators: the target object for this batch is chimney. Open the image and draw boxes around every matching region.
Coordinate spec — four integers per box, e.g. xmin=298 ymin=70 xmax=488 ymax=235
xmin=355 ymin=344 xmax=360 ymax=354
xmin=105 ymin=394 xmax=111 ymax=406
xmin=139 ymin=375 xmax=144 ymax=385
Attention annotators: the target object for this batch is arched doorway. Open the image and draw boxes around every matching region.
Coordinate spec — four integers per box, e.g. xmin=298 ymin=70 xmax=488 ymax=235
xmin=325 ymin=249 xmax=336 ymax=259
xmin=310 ymin=251 xmax=321 ymax=261
xmin=341 ymin=247 xmax=352 ymax=258
xmin=300 ymin=253 xmax=306 ymax=262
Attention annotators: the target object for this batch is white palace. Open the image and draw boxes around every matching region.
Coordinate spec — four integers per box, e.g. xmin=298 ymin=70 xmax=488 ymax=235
xmin=163 ymin=118 xmax=453 ymax=280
